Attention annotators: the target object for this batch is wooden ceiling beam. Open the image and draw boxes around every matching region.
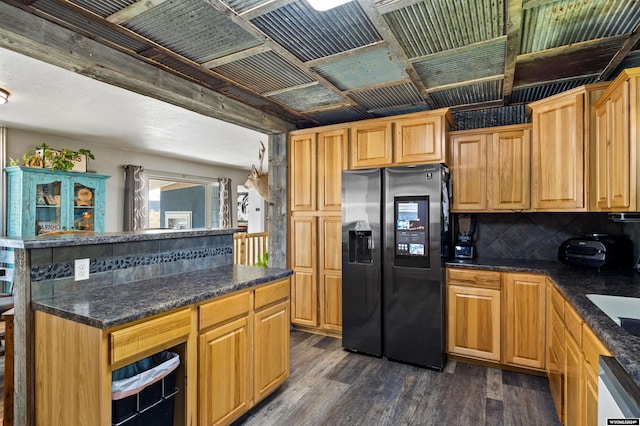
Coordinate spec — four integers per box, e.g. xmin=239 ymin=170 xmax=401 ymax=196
xmin=106 ymin=0 xmax=169 ymax=25
xmin=517 ymin=35 xmax=627 ymax=63
xmin=599 ymin=22 xmax=640 ymax=81
xmin=203 ymin=0 xmax=369 ymax=116
xmin=0 ymin=2 xmax=293 ymax=134
xmin=202 ymin=45 xmax=272 ymax=69
xmin=355 ymin=0 xmax=435 ymax=107
xmin=503 ymin=0 xmax=523 ymax=102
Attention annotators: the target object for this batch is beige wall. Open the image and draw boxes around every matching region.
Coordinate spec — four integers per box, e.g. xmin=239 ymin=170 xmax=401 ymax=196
xmin=6 ymin=127 xmax=252 ymax=232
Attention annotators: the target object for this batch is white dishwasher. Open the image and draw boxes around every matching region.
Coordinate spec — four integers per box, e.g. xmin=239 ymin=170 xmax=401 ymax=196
xmin=599 ymin=356 xmax=640 ymax=425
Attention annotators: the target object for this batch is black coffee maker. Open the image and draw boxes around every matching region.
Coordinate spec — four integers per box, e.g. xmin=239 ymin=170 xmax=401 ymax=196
xmin=454 ymin=215 xmax=476 ymax=259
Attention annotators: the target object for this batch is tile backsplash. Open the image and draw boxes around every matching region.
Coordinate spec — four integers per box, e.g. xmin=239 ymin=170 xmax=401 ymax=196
xmin=455 ymin=212 xmax=638 ymax=262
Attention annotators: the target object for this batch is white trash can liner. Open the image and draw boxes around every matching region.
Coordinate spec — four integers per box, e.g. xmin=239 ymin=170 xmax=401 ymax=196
xmin=112 ymin=352 xmax=180 ymax=400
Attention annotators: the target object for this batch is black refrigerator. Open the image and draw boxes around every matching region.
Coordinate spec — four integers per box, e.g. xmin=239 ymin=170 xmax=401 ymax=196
xmin=341 ymin=164 xmax=448 ymax=370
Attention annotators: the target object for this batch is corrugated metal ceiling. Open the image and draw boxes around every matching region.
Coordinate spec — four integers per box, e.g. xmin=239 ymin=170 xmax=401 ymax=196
xmin=5 ymin=0 xmax=640 ymax=128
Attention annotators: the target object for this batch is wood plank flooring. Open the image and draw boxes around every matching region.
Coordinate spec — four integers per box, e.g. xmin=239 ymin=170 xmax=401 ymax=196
xmin=234 ymin=330 xmax=560 ymax=426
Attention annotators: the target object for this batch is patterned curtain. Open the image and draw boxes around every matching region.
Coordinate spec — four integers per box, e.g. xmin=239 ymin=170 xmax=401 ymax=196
xmin=218 ymin=177 xmax=232 ymax=229
xmin=123 ymin=165 xmax=146 ymax=231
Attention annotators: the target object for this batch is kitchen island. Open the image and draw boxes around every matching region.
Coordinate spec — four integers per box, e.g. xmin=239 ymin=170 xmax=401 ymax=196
xmin=0 ymin=229 xmax=292 ymax=426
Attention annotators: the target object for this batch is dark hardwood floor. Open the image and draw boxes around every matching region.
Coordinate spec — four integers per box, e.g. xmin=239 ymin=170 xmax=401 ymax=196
xmin=234 ymin=330 xmax=561 ymax=426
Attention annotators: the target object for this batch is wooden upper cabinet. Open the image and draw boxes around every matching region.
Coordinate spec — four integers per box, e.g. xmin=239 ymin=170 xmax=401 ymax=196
xmin=317 ymin=129 xmax=347 ymax=211
xmin=592 ymin=67 xmax=640 ymax=211
xmin=503 ymin=273 xmax=546 ymax=370
xmin=490 ymin=126 xmax=531 ymax=210
xmin=289 ymin=133 xmax=317 ymax=211
xmin=350 ymin=121 xmax=393 ymax=168
xmin=530 ymin=83 xmax=608 ymax=211
xmin=450 ymin=124 xmax=531 ymax=212
xmin=394 ymin=111 xmax=450 ymax=165
xmin=450 ymin=132 xmax=488 ymax=211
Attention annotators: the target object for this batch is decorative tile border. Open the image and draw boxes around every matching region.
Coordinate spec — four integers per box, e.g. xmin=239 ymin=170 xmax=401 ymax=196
xmin=31 ymin=246 xmax=233 ymax=282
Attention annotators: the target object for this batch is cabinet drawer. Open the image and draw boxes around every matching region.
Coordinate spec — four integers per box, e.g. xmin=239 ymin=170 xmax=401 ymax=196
xmin=255 ymin=279 xmax=290 ymax=310
xmin=199 ymin=290 xmax=251 ymax=331
xmin=550 ymin=284 xmax=565 ymax=320
xmin=582 ymin=323 xmax=610 ymax=370
xmin=447 ymin=268 xmax=501 ymax=289
xmin=110 ymin=308 xmax=191 ymax=364
xmin=564 ymin=302 xmax=583 ymax=346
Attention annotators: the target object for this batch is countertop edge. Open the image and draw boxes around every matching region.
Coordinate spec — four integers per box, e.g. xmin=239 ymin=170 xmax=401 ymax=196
xmin=1 ymin=228 xmax=241 ymax=249
xmin=32 ymin=265 xmax=293 ymax=329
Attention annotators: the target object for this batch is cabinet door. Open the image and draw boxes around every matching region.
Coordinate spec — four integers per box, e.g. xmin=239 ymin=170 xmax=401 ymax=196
xmin=33 ymin=176 xmax=64 ymax=235
xmin=199 ymin=316 xmax=251 ymax=426
xmin=71 ymin=174 xmax=106 ymax=232
xmin=319 ymin=216 xmax=342 ymax=331
xmin=450 ymin=133 xmax=487 ymax=211
xmin=394 ymin=115 xmax=445 ymax=164
xmin=490 ymin=128 xmax=531 ymax=210
xmin=317 ymin=129 xmax=347 ymax=211
xmin=254 ymin=300 xmax=290 ymax=402
xmin=608 ymin=81 xmax=630 ymax=209
xmin=532 ymin=94 xmax=585 ymax=210
xmin=289 ymin=133 xmax=317 ymax=211
xmin=447 ymin=285 xmax=500 ymax=361
xmin=594 ymin=102 xmax=610 ymax=209
xmin=350 ymin=121 xmax=392 ymax=168
xmin=504 ymin=273 xmax=546 ymax=369
xmin=289 ymin=216 xmax=318 ymax=326
xmin=583 ymin=364 xmax=599 ymax=426
xmin=565 ymin=331 xmax=584 ymax=426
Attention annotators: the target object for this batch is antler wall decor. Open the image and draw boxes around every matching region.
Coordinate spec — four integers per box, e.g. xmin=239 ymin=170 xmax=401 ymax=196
xmin=244 ymin=141 xmax=269 ymax=201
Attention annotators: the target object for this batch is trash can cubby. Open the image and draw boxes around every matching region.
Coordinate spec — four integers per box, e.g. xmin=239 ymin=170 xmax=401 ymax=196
xmin=111 ymin=351 xmax=180 ymax=426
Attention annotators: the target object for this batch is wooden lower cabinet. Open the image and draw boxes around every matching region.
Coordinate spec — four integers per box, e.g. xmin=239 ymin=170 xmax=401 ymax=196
xmin=199 ymin=279 xmax=291 ymax=426
xmin=447 ymin=268 xmax=502 ymax=362
xmin=565 ymin=330 xmax=583 ymax=426
xmin=254 ymin=300 xmax=290 ymax=401
xmin=504 ymin=273 xmax=546 ymax=369
xmin=546 ymin=281 xmax=611 ymax=426
xmin=583 ymin=365 xmax=599 ymax=426
xmin=199 ymin=316 xmax=251 ymax=426
xmin=547 ymin=281 xmax=566 ymax=422
xmin=447 ymin=268 xmax=545 ymax=370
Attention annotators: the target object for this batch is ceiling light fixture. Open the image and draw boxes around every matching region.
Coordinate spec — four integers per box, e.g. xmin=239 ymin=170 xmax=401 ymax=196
xmin=0 ymin=88 xmax=8 ymax=105
xmin=306 ymin=0 xmax=352 ymax=11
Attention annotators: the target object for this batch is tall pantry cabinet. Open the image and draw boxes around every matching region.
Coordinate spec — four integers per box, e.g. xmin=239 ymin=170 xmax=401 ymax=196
xmin=289 ymin=127 xmax=347 ymax=334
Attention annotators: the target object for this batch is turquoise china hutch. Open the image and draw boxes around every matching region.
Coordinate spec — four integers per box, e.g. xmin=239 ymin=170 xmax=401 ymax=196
xmin=5 ymin=166 xmax=109 ymax=236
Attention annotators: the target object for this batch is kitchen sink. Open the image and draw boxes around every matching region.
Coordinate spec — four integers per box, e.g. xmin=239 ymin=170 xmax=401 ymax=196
xmin=586 ymin=294 xmax=640 ymax=337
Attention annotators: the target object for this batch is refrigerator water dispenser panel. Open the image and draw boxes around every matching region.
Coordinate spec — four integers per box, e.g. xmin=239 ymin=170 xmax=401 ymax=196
xmin=349 ymin=230 xmax=373 ymax=264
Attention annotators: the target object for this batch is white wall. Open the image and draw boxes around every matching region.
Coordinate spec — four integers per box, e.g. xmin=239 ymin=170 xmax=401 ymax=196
xmin=6 ymin=128 xmax=252 ymax=232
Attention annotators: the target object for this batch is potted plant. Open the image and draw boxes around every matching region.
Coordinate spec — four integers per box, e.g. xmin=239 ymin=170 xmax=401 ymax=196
xmin=35 ymin=143 xmax=95 ymax=172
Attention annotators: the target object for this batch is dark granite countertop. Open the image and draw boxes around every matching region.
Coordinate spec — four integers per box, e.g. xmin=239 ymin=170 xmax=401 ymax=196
xmin=32 ymin=264 xmax=292 ymax=329
xmin=446 ymin=258 xmax=640 ymax=391
xmin=0 ymin=228 xmax=240 ymax=249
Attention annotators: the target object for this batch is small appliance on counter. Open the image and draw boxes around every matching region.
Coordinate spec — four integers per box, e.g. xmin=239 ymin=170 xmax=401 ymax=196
xmin=454 ymin=215 xmax=476 ymax=259
xmin=557 ymin=233 xmax=634 ymax=269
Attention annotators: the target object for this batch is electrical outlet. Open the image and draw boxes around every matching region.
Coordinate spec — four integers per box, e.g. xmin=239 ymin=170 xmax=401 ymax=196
xmin=75 ymin=258 xmax=90 ymax=281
